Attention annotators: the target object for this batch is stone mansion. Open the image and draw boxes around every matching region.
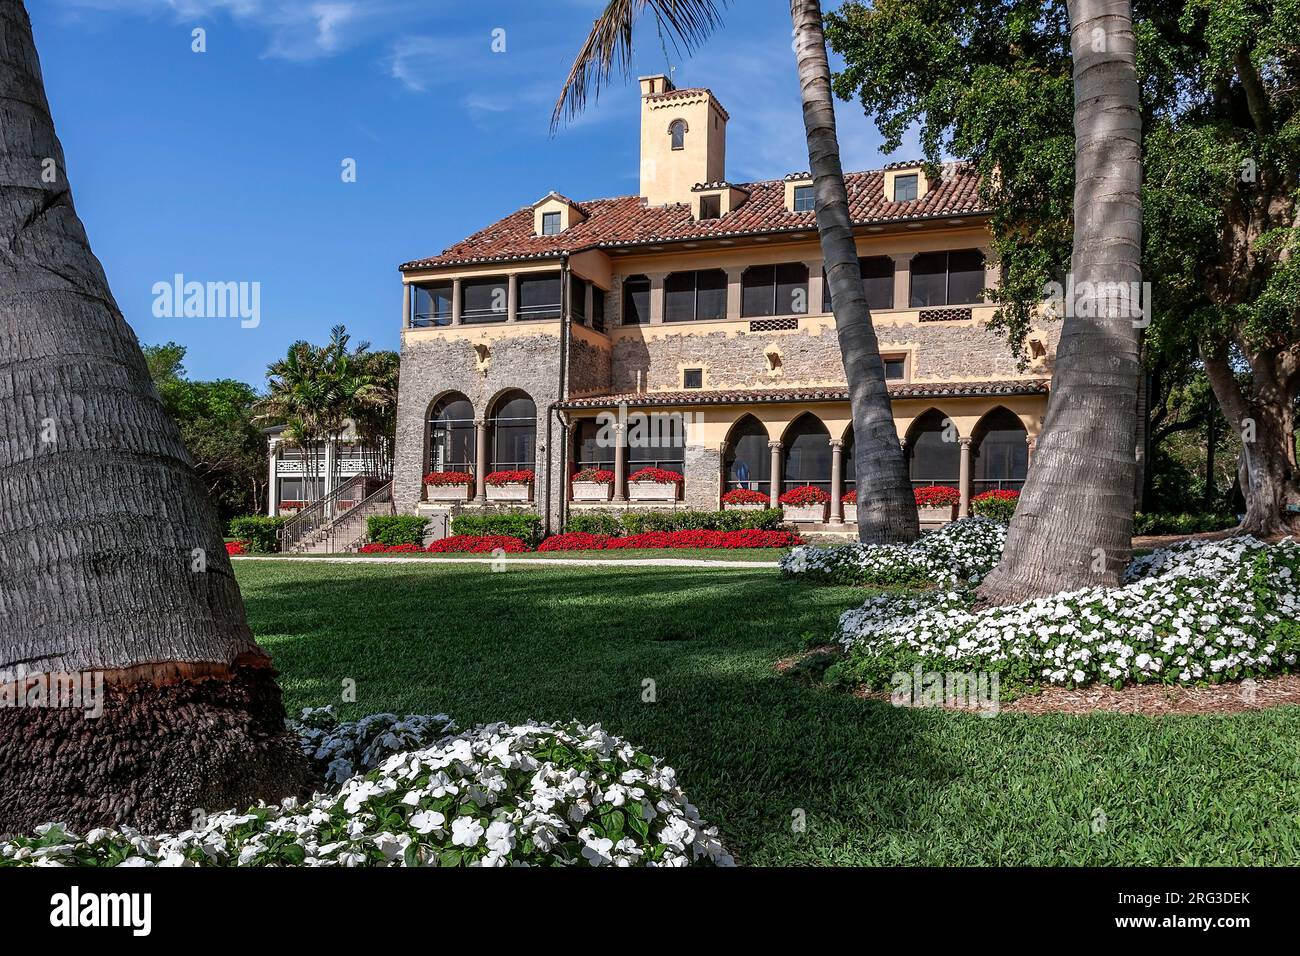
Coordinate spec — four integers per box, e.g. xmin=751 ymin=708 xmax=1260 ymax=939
xmin=390 ymin=75 xmax=1058 ymax=533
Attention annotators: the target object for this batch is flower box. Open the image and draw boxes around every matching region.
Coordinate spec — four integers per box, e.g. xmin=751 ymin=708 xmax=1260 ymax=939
xmin=843 ymin=503 xmax=858 ymax=523
xmin=572 ymin=469 xmax=615 ymax=502
xmin=724 ymin=502 xmax=767 ymax=511
xmin=426 ymin=484 xmax=471 ymax=503
xmin=629 ymin=482 xmax=678 ymax=502
xmin=721 ymin=488 xmax=770 ymax=511
xmin=783 ymin=503 xmax=828 ymax=523
xmin=918 ymin=504 xmax=957 ymax=523
xmin=487 ymin=483 xmax=532 ymax=502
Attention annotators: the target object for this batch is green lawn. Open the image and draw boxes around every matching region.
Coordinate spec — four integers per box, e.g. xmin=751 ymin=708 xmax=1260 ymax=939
xmin=238 ymin=560 xmax=1300 ymax=865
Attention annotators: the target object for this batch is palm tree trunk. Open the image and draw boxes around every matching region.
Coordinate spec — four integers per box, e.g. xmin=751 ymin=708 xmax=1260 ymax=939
xmin=790 ymin=0 xmax=918 ymax=544
xmin=976 ymin=0 xmax=1143 ymax=605
xmin=0 ymin=0 xmax=303 ymax=834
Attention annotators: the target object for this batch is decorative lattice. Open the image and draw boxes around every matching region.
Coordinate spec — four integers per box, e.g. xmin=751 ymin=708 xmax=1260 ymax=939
xmin=918 ymin=307 xmax=974 ymax=323
xmin=748 ymin=318 xmax=799 ymax=332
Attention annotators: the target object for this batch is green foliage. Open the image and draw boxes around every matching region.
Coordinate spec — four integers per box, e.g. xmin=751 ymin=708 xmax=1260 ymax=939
xmin=366 ymin=515 xmax=429 ymax=546
xmin=452 ymin=511 xmax=544 ymax=546
xmin=970 ymin=495 xmax=1016 ymax=523
xmin=619 ymin=508 xmax=786 ymax=534
xmin=565 ymin=511 xmax=624 ymax=535
xmin=1133 ymin=512 xmax=1238 ymax=536
xmin=227 ymin=516 xmax=287 ymax=553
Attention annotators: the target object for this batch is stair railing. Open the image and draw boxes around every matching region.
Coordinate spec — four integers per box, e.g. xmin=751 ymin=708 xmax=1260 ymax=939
xmin=279 ymin=474 xmax=377 ymax=552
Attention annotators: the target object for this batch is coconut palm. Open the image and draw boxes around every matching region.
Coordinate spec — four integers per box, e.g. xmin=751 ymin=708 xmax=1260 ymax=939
xmin=0 ymin=0 xmax=304 ymax=832
xmin=552 ymin=0 xmax=918 ymax=543
xmin=975 ymin=0 xmax=1143 ymax=604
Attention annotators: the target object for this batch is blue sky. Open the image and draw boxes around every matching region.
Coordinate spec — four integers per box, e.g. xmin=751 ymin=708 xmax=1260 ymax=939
xmin=32 ymin=0 xmax=911 ymax=387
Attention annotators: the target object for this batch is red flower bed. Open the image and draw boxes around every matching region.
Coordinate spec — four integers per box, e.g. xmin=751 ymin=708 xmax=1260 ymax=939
xmin=914 ymin=486 xmax=960 ymax=507
xmin=721 ymin=488 xmax=770 ymax=505
xmin=225 ymin=541 xmax=245 ymax=556
xmin=627 ymin=467 xmax=683 ymax=485
xmin=972 ymin=489 xmax=1020 ymax=503
xmin=537 ymin=529 xmax=802 ymax=551
xmin=778 ymin=485 xmax=830 ymax=506
xmin=841 ymin=490 xmax=857 ymax=504
xmin=423 ymin=471 xmax=473 ymax=486
xmin=572 ymin=469 xmax=615 ymax=484
xmin=485 ymin=470 xmax=535 ymax=486
xmin=426 ymin=535 xmax=530 ymax=553
xmin=359 ymin=542 xmax=424 ymax=553
xmin=537 ymin=532 xmax=612 ymax=552
xmin=280 ymin=500 xmax=305 ymax=509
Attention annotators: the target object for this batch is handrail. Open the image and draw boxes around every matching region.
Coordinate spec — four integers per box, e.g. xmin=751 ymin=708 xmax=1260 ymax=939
xmin=279 ymin=474 xmax=376 ymax=552
xmin=331 ymin=480 xmax=395 ymax=553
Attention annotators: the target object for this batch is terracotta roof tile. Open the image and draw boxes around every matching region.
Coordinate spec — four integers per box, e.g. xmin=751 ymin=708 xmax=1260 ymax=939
xmin=401 ymin=164 xmax=988 ymax=271
xmin=557 ymin=379 xmax=1049 ymax=410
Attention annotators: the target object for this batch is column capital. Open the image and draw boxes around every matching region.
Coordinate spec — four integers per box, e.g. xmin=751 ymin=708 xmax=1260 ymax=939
xmin=474 ymin=418 xmax=487 ymax=429
xmin=767 ymin=440 xmax=783 ymax=450
xmin=828 ymin=438 xmax=844 ymax=449
xmin=958 ymin=436 xmax=972 ymax=447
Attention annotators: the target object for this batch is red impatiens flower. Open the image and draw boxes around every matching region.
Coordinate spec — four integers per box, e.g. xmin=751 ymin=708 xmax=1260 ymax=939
xmin=721 ymin=488 xmax=770 ymax=505
xmin=536 ymin=529 xmax=802 ymax=551
xmin=841 ymin=490 xmax=857 ymax=504
xmin=484 ymin=470 xmax=535 ymax=486
xmin=914 ymin=486 xmax=961 ymax=507
xmin=627 ymin=467 xmax=684 ymax=485
xmin=778 ymin=485 xmax=830 ymax=506
xmin=359 ymin=542 xmax=424 ymax=553
xmin=972 ymin=489 xmax=1020 ymax=502
xmin=225 ymin=541 xmax=245 ymax=555
xmin=537 ymin=532 xmax=612 ymax=552
xmin=572 ymin=469 xmax=616 ymax=484
xmin=426 ymin=535 xmax=530 ymax=553
xmin=423 ymin=471 xmax=474 ymax=486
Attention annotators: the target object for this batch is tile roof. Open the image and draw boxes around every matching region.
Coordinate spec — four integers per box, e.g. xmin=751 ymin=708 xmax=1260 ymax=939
xmin=557 ymin=379 xmax=1049 ymax=410
xmin=401 ymin=164 xmax=988 ymax=271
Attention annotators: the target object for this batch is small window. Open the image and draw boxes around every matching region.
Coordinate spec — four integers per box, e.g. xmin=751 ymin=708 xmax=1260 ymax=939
xmin=622 ymin=275 xmax=651 ymax=325
xmin=883 ymin=356 xmax=906 ymax=380
xmin=893 ymin=173 xmax=919 ymax=202
xmin=669 ymin=119 xmax=687 ymax=150
xmin=793 ymin=185 xmax=815 ymax=212
xmin=541 ymin=211 xmax=561 ymax=235
xmin=698 ymin=194 xmax=721 ymax=220
xmin=683 ymin=368 xmax=704 ymax=389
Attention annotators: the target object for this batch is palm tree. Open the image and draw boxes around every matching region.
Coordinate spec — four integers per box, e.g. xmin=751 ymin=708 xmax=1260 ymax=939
xmin=975 ymin=0 xmax=1143 ymax=605
xmin=351 ymin=349 xmax=401 ymax=479
xmin=552 ymin=0 xmax=918 ymax=543
xmin=0 ymin=1 xmax=304 ymax=833
xmin=262 ymin=340 xmax=333 ymax=502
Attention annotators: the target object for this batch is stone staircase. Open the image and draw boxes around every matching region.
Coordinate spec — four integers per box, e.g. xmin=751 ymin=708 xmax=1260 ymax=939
xmin=281 ymin=477 xmax=394 ymax=554
xmin=293 ymin=498 xmax=394 ymax=554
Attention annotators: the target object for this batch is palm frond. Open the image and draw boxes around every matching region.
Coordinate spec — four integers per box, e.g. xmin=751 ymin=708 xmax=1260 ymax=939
xmin=551 ymin=0 xmax=727 ymax=133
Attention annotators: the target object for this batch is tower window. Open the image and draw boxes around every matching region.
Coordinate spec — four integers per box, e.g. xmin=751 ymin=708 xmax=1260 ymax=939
xmin=669 ymin=119 xmax=687 ymax=150
xmin=893 ymin=173 xmax=919 ymax=202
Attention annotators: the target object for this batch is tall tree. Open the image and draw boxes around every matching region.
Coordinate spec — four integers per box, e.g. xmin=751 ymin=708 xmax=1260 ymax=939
xmin=977 ymin=0 xmax=1144 ymax=602
xmin=0 ymin=0 xmax=304 ymax=833
xmin=552 ymin=0 xmax=918 ymax=543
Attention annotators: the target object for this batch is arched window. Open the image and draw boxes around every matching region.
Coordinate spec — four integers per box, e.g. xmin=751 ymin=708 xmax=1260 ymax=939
xmin=842 ymin=427 xmax=855 ymax=496
xmin=428 ymin=394 xmax=475 ymax=473
xmin=906 ymin=409 xmax=959 ymax=489
xmin=669 ymin=119 xmax=687 ymax=150
xmin=724 ymin=416 xmax=770 ymax=492
xmin=572 ymin=418 xmax=615 ymax=472
xmin=489 ymin=391 xmax=536 ymax=471
xmin=972 ymin=407 xmax=1028 ymax=494
xmin=783 ymin=414 xmax=832 ymax=494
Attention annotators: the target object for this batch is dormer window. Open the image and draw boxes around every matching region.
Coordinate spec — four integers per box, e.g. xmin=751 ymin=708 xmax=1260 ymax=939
xmin=893 ymin=173 xmax=919 ymax=202
xmin=793 ymin=185 xmax=815 ymax=212
xmin=541 ymin=211 xmax=561 ymax=235
xmin=669 ymin=119 xmax=687 ymax=150
xmin=698 ymin=194 xmax=721 ymax=220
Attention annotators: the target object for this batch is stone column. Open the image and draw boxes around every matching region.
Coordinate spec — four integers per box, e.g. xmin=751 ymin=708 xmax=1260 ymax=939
xmin=806 ymin=259 xmax=824 ymax=316
xmin=648 ymin=272 xmax=666 ymax=324
xmin=893 ymin=253 xmax=915 ymax=311
xmin=829 ymin=438 xmax=844 ymax=523
xmin=506 ymin=274 xmax=519 ymax=323
xmin=981 ymin=247 xmax=997 ymax=303
xmin=451 ymin=278 xmax=463 ymax=326
xmin=725 ymin=267 xmax=743 ymax=321
xmin=768 ymin=440 xmax=783 ymax=503
xmin=267 ymin=441 xmax=278 ymax=517
xmin=474 ymin=419 xmax=489 ymax=502
xmin=323 ymin=438 xmax=338 ymax=500
xmin=613 ymin=424 xmax=628 ymax=503
xmin=958 ymin=437 xmax=972 ymax=518
xmin=401 ymin=283 xmax=411 ymax=329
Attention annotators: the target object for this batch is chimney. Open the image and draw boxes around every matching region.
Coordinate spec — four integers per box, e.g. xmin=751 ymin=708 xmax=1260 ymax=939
xmin=638 ymin=75 xmax=728 ymax=207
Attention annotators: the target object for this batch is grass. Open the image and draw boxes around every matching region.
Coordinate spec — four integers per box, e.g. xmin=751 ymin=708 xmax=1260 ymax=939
xmin=238 ymin=559 xmax=1300 ymax=865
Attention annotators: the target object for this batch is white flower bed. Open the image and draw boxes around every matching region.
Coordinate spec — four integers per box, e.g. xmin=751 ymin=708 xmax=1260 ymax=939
xmin=780 ymin=517 xmax=1006 ymax=588
xmin=292 ymin=706 xmax=457 ymax=785
xmin=1 ymin=717 xmax=733 ymax=868
xmin=835 ymin=536 xmax=1300 ymax=688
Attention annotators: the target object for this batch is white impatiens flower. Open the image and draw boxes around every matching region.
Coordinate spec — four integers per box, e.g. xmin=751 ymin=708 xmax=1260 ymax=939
xmin=485 ymin=821 xmax=515 ymax=855
xmin=450 ymin=816 xmax=485 ymax=848
xmin=409 ymin=810 xmax=446 ymax=835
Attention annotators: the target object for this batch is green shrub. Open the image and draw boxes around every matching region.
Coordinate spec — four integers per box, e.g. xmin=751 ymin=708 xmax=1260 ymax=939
xmin=620 ymin=508 xmax=785 ymax=534
xmin=227 ymin=516 xmax=287 ymax=554
xmin=452 ymin=511 xmax=544 ymax=546
xmin=1133 ymin=512 xmax=1238 ymax=536
xmin=971 ymin=495 xmax=1017 ymax=523
xmin=566 ymin=511 xmax=624 ymax=536
xmin=367 ymin=515 xmax=429 ymax=546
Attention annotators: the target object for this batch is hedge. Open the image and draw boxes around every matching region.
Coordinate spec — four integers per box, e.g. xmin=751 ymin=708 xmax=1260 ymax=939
xmin=227 ymin=516 xmax=287 ymax=554
xmin=1133 ymin=512 xmax=1238 ymax=536
xmin=566 ymin=508 xmax=786 ymax=536
xmin=367 ymin=515 xmax=430 ymax=546
xmin=451 ymin=511 xmax=544 ymax=546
